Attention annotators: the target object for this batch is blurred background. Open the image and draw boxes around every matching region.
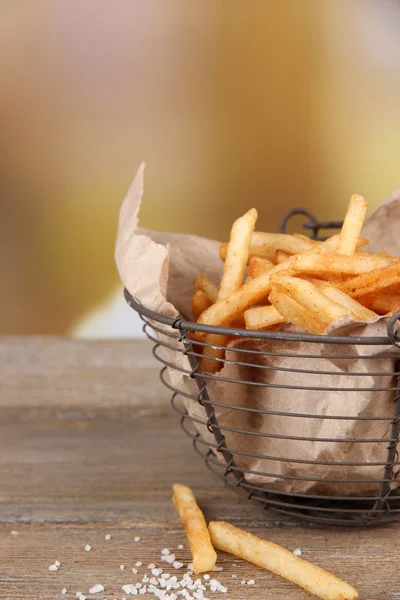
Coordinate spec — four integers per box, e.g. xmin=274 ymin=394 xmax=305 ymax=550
xmin=1 ymin=0 xmax=400 ymax=337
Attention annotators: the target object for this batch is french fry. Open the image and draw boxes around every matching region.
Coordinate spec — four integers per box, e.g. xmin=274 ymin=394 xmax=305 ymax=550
xmin=360 ymin=289 xmax=400 ymax=315
xmin=194 ymin=273 xmax=219 ymax=303
xmin=291 ymin=252 xmax=393 ymax=277
xmin=173 ymin=484 xmax=217 ymax=573
xmin=270 ymin=274 xmax=350 ymax=330
xmin=191 ymin=290 xmax=212 ymax=321
xmin=338 ymin=262 xmax=400 ymax=299
xmin=269 ymin=288 xmax=330 ymax=334
xmin=337 ymin=194 xmax=367 ymax=256
xmin=198 ymin=235 xmax=350 ymax=331
xmin=244 ymin=304 xmax=285 ymax=330
xmin=275 ymin=249 xmax=292 ymax=264
xmin=209 ymin=521 xmax=358 ymax=600
xmin=220 ymin=232 xmax=318 ymax=262
xmin=248 ymin=256 xmax=274 ymax=278
xmin=318 ymin=282 xmax=378 ymax=321
xmin=203 ymin=209 xmax=257 ymax=372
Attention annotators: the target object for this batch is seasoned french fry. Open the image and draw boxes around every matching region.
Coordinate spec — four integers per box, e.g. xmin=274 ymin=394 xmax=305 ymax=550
xmin=269 ymin=288 xmax=330 ymax=334
xmin=291 ymin=252 xmax=393 ymax=277
xmin=200 ymin=334 xmax=228 ymax=373
xmin=360 ymin=289 xmax=400 ymax=315
xmin=275 ymin=249 xmax=292 ymax=264
xmin=220 ymin=232 xmax=318 ymax=262
xmin=173 ymin=484 xmax=217 ymax=573
xmin=209 ymin=521 xmax=358 ymax=600
xmin=248 ymin=256 xmax=274 ymax=278
xmin=194 ymin=273 xmax=219 ymax=302
xmin=318 ymin=283 xmax=378 ymax=321
xmin=270 ymin=274 xmax=350 ymax=332
xmin=338 ymin=262 xmax=400 ymax=299
xmin=198 ymin=235 xmax=349 ymax=331
xmin=337 ymin=194 xmax=367 ymax=256
xmin=244 ymin=305 xmax=285 ymax=330
xmin=191 ymin=290 xmax=212 ymax=321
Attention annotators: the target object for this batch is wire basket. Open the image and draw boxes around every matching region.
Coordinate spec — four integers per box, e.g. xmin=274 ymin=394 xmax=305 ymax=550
xmin=125 ymin=209 xmax=400 ymax=526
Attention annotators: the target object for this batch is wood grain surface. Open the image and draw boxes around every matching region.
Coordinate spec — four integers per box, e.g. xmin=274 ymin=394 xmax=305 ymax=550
xmin=0 ymin=337 xmax=399 ymax=599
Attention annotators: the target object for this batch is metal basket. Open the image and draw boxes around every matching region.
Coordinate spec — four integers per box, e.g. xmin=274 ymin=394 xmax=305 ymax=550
xmin=125 ymin=209 xmax=400 ymax=526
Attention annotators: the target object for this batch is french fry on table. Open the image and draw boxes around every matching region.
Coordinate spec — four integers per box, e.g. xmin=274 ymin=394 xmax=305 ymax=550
xmin=201 ymin=208 xmax=257 ymax=373
xmin=338 ymin=262 xmax=400 ymax=300
xmin=173 ymin=484 xmax=216 ymax=573
xmin=244 ymin=304 xmax=285 ymax=330
xmin=248 ymin=256 xmax=274 ymax=277
xmin=209 ymin=521 xmax=358 ymax=600
xmin=191 ymin=290 xmax=212 ymax=321
xmin=337 ymin=194 xmax=367 ymax=256
xmin=194 ymin=273 xmax=218 ymax=303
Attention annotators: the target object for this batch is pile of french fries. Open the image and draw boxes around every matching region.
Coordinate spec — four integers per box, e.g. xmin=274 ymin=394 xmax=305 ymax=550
xmin=191 ymin=195 xmax=400 ymax=373
xmin=173 ymin=483 xmax=358 ymax=600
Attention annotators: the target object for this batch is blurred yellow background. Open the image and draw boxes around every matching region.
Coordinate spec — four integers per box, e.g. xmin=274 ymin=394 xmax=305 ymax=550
xmin=1 ymin=1 xmax=400 ymax=335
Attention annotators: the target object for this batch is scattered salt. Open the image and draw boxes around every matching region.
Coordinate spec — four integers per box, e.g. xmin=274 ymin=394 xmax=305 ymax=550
xmin=173 ymin=561 xmax=184 ymax=569
xmin=162 ymin=553 xmax=176 ymax=564
xmin=231 ymin=574 xmax=237 ymax=578
xmin=48 ymin=564 xmax=58 ymax=571
xmin=147 ymin=563 xmax=155 ymax=569
xmin=105 ymin=534 xmax=111 ymax=541
xmin=247 ymin=579 xmax=255 ymax=585
xmin=132 ymin=568 xmax=138 ymax=574
xmin=177 ymin=544 xmax=184 ymax=550
xmin=161 ymin=548 xmax=170 ymax=555
xmin=10 ymin=530 xmax=19 ymax=536
xmin=134 ymin=536 xmax=141 ymax=542
xmin=84 ymin=544 xmax=91 ymax=552
xmin=293 ymin=548 xmax=302 ymax=557
xmin=135 ymin=561 xmax=142 ymax=567
xmin=212 ymin=566 xmax=223 ymax=572
xmin=187 ymin=563 xmax=194 ymax=571
xmin=142 ymin=575 xmax=149 ymax=583
xmin=120 ymin=565 xmax=125 ymax=570
xmin=135 ymin=583 xmax=142 ymax=589
xmin=76 ymin=593 xmax=86 ymax=600
xmin=241 ymin=580 xmax=246 ymax=585
xmin=122 ymin=584 xmax=137 ymax=595
xmin=89 ymin=584 xmax=104 ymax=594
xmin=152 ymin=568 xmax=163 ymax=576
xmin=203 ymin=574 xmax=210 ymax=581
xmin=61 ymin=588 xmax=67 ymax=594
xmin=55 ymin=560 xmax=61 ymax=567
xmin=139 ymin=587 xmax=146 ymax=595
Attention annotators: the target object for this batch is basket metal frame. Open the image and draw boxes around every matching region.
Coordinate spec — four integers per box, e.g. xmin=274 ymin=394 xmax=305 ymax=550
xmin=125 ymin=208 xmax=400 ymax=525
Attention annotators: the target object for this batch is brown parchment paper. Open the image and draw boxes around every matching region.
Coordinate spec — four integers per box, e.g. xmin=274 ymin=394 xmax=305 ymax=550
xmin=116 ymin=164 xmax=400 ymax=496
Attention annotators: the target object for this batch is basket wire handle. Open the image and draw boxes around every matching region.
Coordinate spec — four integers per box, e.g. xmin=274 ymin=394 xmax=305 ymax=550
xmin=279 ymin=208 xmax=343 ymax=241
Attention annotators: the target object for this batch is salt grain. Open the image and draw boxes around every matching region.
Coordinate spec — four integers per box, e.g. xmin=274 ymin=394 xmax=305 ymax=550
xmin=48 ymin=564 xmax=58 ymax=571
xmin=89 ymin=584 xmax=104 ymax=594
xmin=84 ymin=544 xmax=91 ymax=552
xmin=55 ymin=560 xmax=61 ymax=567
xmin=187 ymin=563 xmax=194 ymax=571
xmin=61 ymin=588 xmax=67 ymax=594
xmin=241 ymin=580 xmax=246 ymax=585
xmin=122 ymin=584 xmax=137 ymax=595
xmin=231 ymin=574 xmax=237 ymax=578
xmin=134 ymin=536 xmax=141 ymax=542
xmin=105 ymin=534 xmax=111 ymax=541
xmin=293 ymin=548 xmax=302 ymax=557
xmin=203 ymin=574 xmax=210 ymax=581
xmin=135 ymin=561 xmax=142 ymax=567
xmin=120 ymin=565 xmax=125 ymax=570
xmin=76 ymin=593 xmax=86 ymax=600
xmin=161 ymin=548 xmax=170 ymax=555
xmin=177 ymin=544 xmax=184 ymax=550
xmin=147 ymin=563 xmax=155 ymax=569
xmin=247 ymin=579 xmax=255 ymax=585
xmin=212 ymin=566 xmax=223 ymax=572
xmin=139 ymin=588 xmax=146 ymax=595
xmin=152 ymin=568 xmax=163 ymax=576
xmin=142 ymin=575 xmax=149 ymax=583
xmin=10 ymin=530 xmax=19 ymax=536
xmin=132 ymin=568 xmax=138 ymax=574
xmin=173 ymin=561 xmax=184 ymax=569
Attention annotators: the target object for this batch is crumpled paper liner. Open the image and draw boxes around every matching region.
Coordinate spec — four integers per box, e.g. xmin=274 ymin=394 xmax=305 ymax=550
xmin=116 ymin=163 xmax=400 ymax=496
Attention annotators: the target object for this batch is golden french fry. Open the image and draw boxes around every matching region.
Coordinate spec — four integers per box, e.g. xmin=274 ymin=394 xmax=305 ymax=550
xmin=220 ymin=232 xmax=318 ymax=262
xmin=271 ymin=274 xmax=350 ymax=321
xmin=248 ymin=256 xmax=274 ymax=278
xmin=338 ymin=262 xmax=400 ymax=300
xmin=244 ymin=305 xmax=285 ymax=330
xmin=269 ymin=288 xmax=330 ymax=334
xmin=200 ymin=334 xmax=228 ymax=373
xmin=360 ymin=289 xmax=400 ymax=315
xmin=191 ymin=290 xmax=212 ymax=321
xmin=219 ymin=208 xmax=258 ymax=298
xmin=173 ymin=484 xmax=216 ymax=574
xmin=291 ymin=252 xmax=393 ymax=277
xmin=275 ymin=249 xmax=292 ymax=264
xmin=318 ymin=283 xmax=378 ymax=321
xmin=194 ymin=273 xmax=219 ymax=303
xmin=337 ymin=194 xmax=367 ymax=256
xmin=209 ymin=521 xmax=358 ymax=600
xmin=198 ymin=235 xmax=347 ymax=330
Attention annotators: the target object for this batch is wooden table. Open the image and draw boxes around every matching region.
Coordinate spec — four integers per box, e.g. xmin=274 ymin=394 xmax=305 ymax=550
xmin=1 ymin=337 xmax=398 ymax=599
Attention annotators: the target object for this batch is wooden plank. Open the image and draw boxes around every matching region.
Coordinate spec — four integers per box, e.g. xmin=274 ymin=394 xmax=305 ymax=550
xmin=0 ymin=337 xmax=399 ymax=599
